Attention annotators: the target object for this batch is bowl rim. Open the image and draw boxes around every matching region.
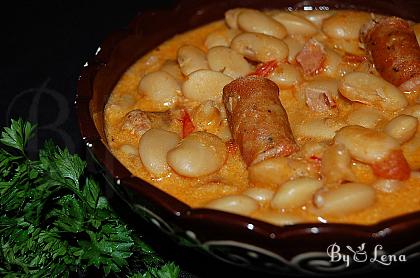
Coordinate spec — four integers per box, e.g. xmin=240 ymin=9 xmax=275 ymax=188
xmin=75 ymin=0 xmax=420 ymax=246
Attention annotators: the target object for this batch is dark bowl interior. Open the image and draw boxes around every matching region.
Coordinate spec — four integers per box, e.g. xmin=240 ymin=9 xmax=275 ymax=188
xmin=76 ymin=0 xmax=420 ymax=274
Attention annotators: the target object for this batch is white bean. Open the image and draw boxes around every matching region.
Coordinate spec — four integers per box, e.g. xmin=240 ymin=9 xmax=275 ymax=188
xmin=321 ymin=144 xmax=355 ymax=185
xmin=205 ymin=29 xmax=241 ymax=49
xmin=230 ymin=32 xmax=289 ymax=62
xmin=160 ymin=60 xmax=184 ymax=81
xmin=139 ymin=129 xmax=180 ymax=177
xmin=268 ymin=63 xmax=302 ymax=88
xmin=139 ymin=71 xmax=180 ymax=107
xmin=384 ymin=115 xmax=418 ymax=143
xmin=248 ymin=157 xmax=293 ymax=186
xmin=243 ymin=187 xmax=274 ymax=203
xmin=313 ymin=183 xmax=376 ymax=216
xmin=205 ymin=32 xmax=229 ymax=49
xmin=182 ymin=70 xmax=233 ymax=102
xmin=205 ymin=195 xmax=258 ymax=216
xmin=271 ymin=177 xmax=322 ymax=209
xmin=177 ymin=45 xmax=209 ymax=75
xmin=334 ymin=125 xmax=400 ymax=163
xmin=295 ymin=118 xmax=344 ymax=141
xmin=207 ymin=46 xmax=253 ymax=78
xmin=346 ymin=106 xmax=383 ymax=128
xmin=272 ymin=12 xmax=318 ymax=36
xmin=283 ymin=36 xmax=304 ymax=63
xmin=238 ymin=10 xmax=287 ymax=39
xmin=167 ymin=131 xmax=227 ymax=177
xmin=401 ymin=104 xmax=420 ymax=120
xmin=257 ymin=211 xmax=304 ymax=226
xmin=322 ymin=12 xmax=371 ymax=40
xmin=339 ymin=72 xmax=408 ymax=111
xmin=299 ymin=11 xmax=334 ymax=28
xmin=225 ymin=8 xmax=252 ymax=29
xmin=373 ymin=179 xmax=402 ymax=193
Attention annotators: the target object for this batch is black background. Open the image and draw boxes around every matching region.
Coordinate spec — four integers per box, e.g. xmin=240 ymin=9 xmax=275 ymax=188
xmin=1 ymin=1 xmax=418 ymax=277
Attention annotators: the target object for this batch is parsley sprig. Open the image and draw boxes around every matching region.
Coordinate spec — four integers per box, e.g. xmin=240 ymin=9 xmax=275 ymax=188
xmin=0 ymin=119 xmax=180 ymax=277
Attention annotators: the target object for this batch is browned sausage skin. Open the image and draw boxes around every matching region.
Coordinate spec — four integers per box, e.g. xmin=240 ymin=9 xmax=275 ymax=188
xmin=361 ymin=16 xmax=420 ymax=89
xmin=222 ymin=76 xmax=298 ymax=166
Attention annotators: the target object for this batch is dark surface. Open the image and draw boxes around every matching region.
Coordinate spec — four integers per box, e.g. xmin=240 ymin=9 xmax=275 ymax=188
xmin=1 ymin=1 xmax=419 ymax=277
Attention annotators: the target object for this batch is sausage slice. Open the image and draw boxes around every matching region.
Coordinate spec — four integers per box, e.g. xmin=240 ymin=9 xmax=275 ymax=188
xmin=361 ymin=16 xmax=420 ymax=89
xmin=222 ymin=76 xmax=298 ymax=166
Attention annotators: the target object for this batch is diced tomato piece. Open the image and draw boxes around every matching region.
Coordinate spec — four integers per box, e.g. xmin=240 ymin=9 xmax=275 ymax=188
xmin=248 ymin=60 xmax=278 ymax=77
xmin=181 ymin=109 xmax=195 ymax=138
xmin=310 ymin=155 xmax=322 ymax=162
xmin=371 ymin=150 xmax=411 ymax=181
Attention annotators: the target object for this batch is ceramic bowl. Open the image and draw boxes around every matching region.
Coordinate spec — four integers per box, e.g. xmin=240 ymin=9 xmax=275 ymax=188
xmin=76 ymin=0 xmax=420 ymax=275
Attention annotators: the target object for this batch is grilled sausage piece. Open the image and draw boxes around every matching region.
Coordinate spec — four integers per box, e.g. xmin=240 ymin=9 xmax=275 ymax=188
xmin=222 ymin=76 xmax=298 ymax=166
xmin=361 ymin=16 xmax=420 ymax=88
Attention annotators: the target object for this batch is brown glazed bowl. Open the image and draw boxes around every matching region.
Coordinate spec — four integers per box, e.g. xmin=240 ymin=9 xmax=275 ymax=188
xmin=76 ymin=0 xmax=420 ymax=275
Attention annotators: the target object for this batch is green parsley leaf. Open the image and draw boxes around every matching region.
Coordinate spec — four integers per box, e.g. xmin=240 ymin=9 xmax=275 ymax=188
xmin=0 ymin=119 xmax=181 ymax=277
xmin=0 ymin=119 xmax=36 ymax=154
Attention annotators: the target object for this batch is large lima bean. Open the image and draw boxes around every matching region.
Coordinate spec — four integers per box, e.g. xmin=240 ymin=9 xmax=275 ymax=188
xmin=283 ymin=36 xmax=304 ymax=63
xmin=313 ymin=183 xmax=376 ymax=216
xmin=322 ymin=12 xmax=371 ymax=40
xmin=384 ymin=115 xmax=418 ymax=143
xmin=207 ymin=46 xmax=253 ymax=78
xmin=205 ymin=195 xmax=259 ymax=216
xmin=271 ymin=177 xmax=323 ymax=209
xmin=300 ymin=10 xmax=334 ymax=28
xmin=139 ymin=128 xmax=180 ymax=177
xmin=230 ymin=32 xmax=289 ymax=63
xmin=225 ymin=8 xmax=252 ymax=29
xmin=268 ymin=63 xmax=302 ymax=88
xmin=237 ymin=9 xmax=287 ymax=39
xmin=177 ymin=45 xmax=209 ymax=75
xmin=295 ymin=118 xmax=344 ymax=140
xmin=339 ymin=72 xmax=408 ymax=111
xmin=182 ymin=70 xmax=233 ymax=102
xmin=334 ymin=125 xmax=400 ymax=163
xmin=167 ymin=131 xmax=227 ymax=177
xmin=139 ymin=71 xmax=180 ymax=107
xmin=272 ymin=12 xmax=318 ymax=36
xmin=243 ymin=187 xmax=274 ymax=203
xmin=256 ymin=211 xmax=304 ymax=226
xmin=248 ymin=157 xmax=293 ymax=186
xmin=346 ymin=106 xmax=383 ymax=128
xmin=160 ymin=60 xmax=184 ymax=81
